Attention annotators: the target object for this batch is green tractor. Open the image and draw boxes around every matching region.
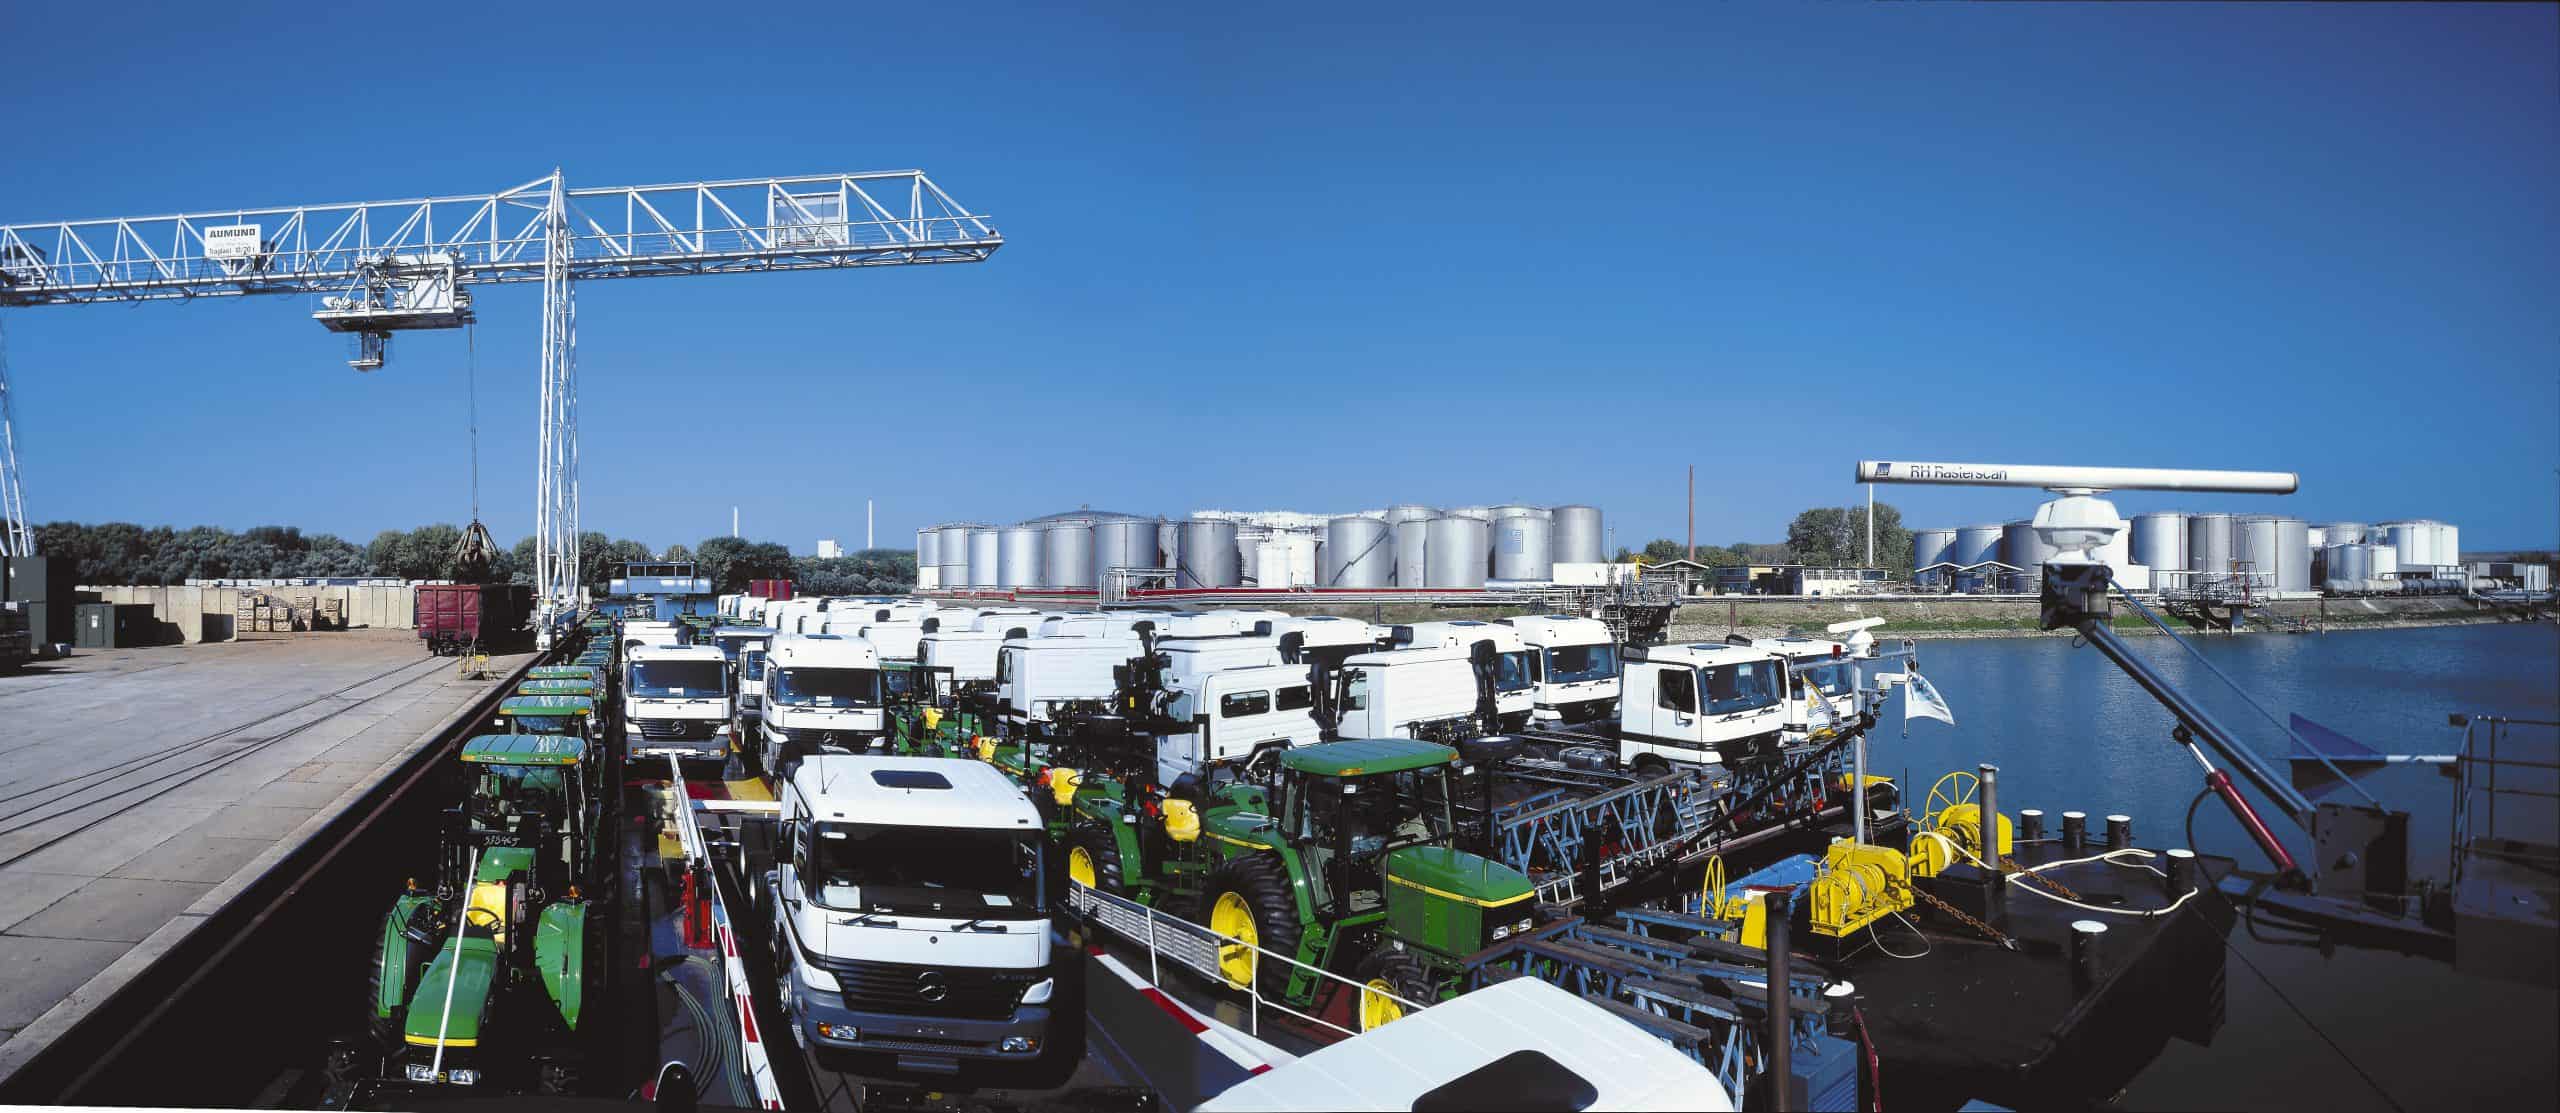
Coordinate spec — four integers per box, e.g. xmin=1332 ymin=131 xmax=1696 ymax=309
xmin=348 ymin=733 xmax=609 ymax=1096
xmin=494 ymin=695 xmax=602 ymax=750
xmin=881 ymin=661 xmax=991 ymax=757
xmin=1059 ymin=738 xmax=1534 ymax=1031
xmin=515 ymin=677 xmax=598 ymax=700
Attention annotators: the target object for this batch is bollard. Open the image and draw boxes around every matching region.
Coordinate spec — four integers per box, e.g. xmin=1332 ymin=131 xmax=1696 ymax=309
xmin=1823 ymin=980 xmax=1858 ymax=1032
xmin=2165 ymin=848 xmax=2196 ymax=896
xmin=2020 ymin=808 xmax=2045 ymax=842
xmin=2061 ymin=811 xmax=2088 ymax=852
xmin=1978 ymin=765 xmax=2004 ymax=909
xmin=2106 ymin=814 xmax=2133 ymax=851
xmin=1765 ymin=889 xmax=1796 ymax=1113
xmin=2070 ymin=919 xmax=2108 ymax=995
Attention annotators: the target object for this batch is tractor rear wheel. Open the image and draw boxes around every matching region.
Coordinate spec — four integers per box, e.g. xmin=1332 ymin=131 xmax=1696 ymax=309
xmin=1352 ymin=947 xmax=1435 ymax=1031
xmin=1197 ymin=855 xmax=1302 ymax=995
xmin=1065 ymin=824 xmax=1127 ymax=896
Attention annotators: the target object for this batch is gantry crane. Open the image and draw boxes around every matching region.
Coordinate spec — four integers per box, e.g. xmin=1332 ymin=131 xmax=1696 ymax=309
xmin=0 ymin=169 xmax=1002 ymax=642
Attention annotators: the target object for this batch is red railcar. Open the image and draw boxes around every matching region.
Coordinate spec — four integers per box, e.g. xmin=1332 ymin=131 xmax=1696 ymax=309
xmin=747 ymin=578 xmax=794 ymax=600
xmin=414 ymin=583 xmax=533 ymax=655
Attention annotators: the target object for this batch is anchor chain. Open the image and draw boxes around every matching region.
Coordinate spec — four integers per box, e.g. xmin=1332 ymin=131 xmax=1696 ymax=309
xmin=2004 ymin=856 xmax=2083 ymax=901
xmin=1912 ymin=885 xmax=2017 ymax=950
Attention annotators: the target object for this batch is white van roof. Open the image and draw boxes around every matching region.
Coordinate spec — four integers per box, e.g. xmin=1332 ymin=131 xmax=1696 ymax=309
xmin=1196 ymin=977 xmax=1732 ymax=1112
xmin=790 ymin=755 xmax=1042 ymax=832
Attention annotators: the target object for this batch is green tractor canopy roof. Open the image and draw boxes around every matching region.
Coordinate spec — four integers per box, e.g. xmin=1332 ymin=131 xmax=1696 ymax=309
xmin=1281 ymin=737 xmax=1458 ymax=777
xmin=461 ymin=733 xmax=588 ymax=766
xmin=498 ymin=695 xmax=596 ymax=717
xmin=516 ymin=678 xmax=597 ymax=696
xmin=528 ymin=665 xmax=600 ymax=680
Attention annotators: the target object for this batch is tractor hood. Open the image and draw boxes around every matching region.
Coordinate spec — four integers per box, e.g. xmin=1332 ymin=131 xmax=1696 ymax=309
xmin=1384 ymin=846 xmax=1534 ymax=907
xmin=403 ymin=936 xmax=501 ymax=1049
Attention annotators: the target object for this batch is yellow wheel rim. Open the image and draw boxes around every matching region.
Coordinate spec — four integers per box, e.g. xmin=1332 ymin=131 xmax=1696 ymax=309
xmin=1210 ymin=892 xmax=1258 ymax=989
xmin=1359 ymin=977 xmax=1405 ymax=1030
xmin=1922 ymin=770 xmax=1978 ymax=832
xmin=1068 ymin=846 xmax=1098 ymax=889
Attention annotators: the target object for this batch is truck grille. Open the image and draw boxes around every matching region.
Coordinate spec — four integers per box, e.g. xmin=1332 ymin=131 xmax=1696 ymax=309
xmin=781 ymin=725 xmax=872 ymax=747
xmin=633 ymin=718 xmax=719 ymax=742
xmin=809 ymin=956 xmax=1037 ymax=1020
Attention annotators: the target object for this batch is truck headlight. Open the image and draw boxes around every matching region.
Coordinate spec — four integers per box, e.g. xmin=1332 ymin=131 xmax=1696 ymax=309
xmin=1001 ymin=1035 xmax=1040 ymax=1053
xmin=1020 ymin=977 xmax=1054 ymax=1005
xmin=798 ymin=962 xmax=839 ymax=993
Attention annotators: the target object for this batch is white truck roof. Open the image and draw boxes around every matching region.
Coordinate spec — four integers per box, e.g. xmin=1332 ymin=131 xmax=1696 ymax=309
xmin=1748 ymin=634 xmax=1856 ymax=662
xmin=1263 ymin=614 xmax=1384 ymax=649
xmin=1392 ymin=619 xmax=1525 ymax=650
xmin=1639 ymin=642 xmax=1782 ymax=668
xmin=1341 ymin=643 xmax=1476 ymax=668
xmin=766 ymin=634 xmax=879 ymax=668
xmin=1500 ymin=613 xmax=1612 ymax=645
xmin=790 ymin=755 xmax=1043 ymax=832
xmin=628 ymin=643 xmax=724 ymax=663
xmin=1196 ymin=977 xmax=1732 ymax=1112
xmin=1153 ymin=634 xmax=1286 ymax=672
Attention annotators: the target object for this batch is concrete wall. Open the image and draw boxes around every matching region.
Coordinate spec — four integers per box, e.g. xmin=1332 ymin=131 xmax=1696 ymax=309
xmin=74 ymin=584 xmax=417 ymax=643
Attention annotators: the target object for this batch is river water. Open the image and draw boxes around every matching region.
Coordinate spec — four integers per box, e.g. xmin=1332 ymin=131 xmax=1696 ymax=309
xmin=1872 ymin=622 xmax=2558 ymax=1110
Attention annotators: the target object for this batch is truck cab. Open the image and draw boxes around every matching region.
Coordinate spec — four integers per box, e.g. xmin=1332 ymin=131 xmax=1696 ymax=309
xmin=709 ymin=625 xmax=777 ymax=736
xmin=1328 ymin=645 xmax=1499 ymax=743
xmin=1149 ymin=664 xmax=1324 ymax=787
xmin=995 ymin=634 xmax=1142 ymax=732
xmin=1741 ymin=635 xmax=1869 ymax=743
xmin=622 ymin=644 xmax=733 ymax=768
xmin=757 ymin=634 xmax=886 ymax=773
xmin=1500 ymin=615 xmax=1622 ymax=726
xmin=768 ymin=755 xmax=1053 ymax=1074
xmin=1616 ymin=643 xmax=1790 ymax=773
xmin=1387 ymin=621 xmax=1534 ymax=729
xmin=917 ymin=612 xmax=1042 ymax=687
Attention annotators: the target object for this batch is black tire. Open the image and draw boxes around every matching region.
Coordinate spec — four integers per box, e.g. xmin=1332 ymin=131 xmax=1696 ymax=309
xmin=1632 ymin=754 xmax=1671 ymax=778
xmin=1065 ymin=823 xmax=1128 ymax=896
xmin=364 ymin=923 xmax=403 ymax=1044
xmin=1351 ymin=946 xmax=1437 ymax=1031
xmin=1196 ymin=854 xmax=1304 ymax=995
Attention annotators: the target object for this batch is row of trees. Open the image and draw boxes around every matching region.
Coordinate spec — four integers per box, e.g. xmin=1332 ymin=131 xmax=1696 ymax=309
xmin=1612 ymin=500 xmax=1918 ymax=574
xmin=29 ymin=522 xmax=919 ymax=594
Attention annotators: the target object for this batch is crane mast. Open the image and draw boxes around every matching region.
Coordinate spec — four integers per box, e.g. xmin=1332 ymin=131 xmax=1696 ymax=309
xmin=0 ymin=168 xmax=1002 ymax=639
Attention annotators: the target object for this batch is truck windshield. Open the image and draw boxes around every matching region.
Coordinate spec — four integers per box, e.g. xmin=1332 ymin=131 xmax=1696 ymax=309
xmin=1798 ymin=661 xmax=1856 ymax=698
xmin=771 ymin=667 xmax=881 ymax=707
xmin=1544 ymin=643 xmax=1619 ymax=685
xmin=630 ymin=660 xmax=727 ymax=698
xmin=807 ymin=823 xmax=1041 ymax=919
xmin=1494 ymin=650 xmax=1534 ymax=693
xmin=1702 ymin=660 xmax=1783 ymax=714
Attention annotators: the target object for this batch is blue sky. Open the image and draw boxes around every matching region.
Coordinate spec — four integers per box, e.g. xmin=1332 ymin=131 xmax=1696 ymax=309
xmin=3 ymin=2 xmax=2553 ymax=554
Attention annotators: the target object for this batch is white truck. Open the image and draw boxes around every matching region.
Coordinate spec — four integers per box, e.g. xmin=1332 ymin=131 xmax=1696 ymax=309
xmin=623 ymin=643 xmax=735 ymax=766
xmin=1387 ymin=621 xmax=1535 ymax=729
xmin=1614 ymin=642 xmax=1791 ymax=773
xmin=1500 ymin=614 xmax=1622 ymax=726
xmin=993 ymin=634 xmax=1143 ymax=731
xmin=757 ymin=634 xmax=886 ymax=772
xmin=768 ymin=755 xmax=1054 ymax=1074
xmin=1146 ymin=661 xmax=1324 ymax=787
xmin=917 ymin=611 xmax=1046 ymax=686
xmin=1327 ymin=644 xmax=1500 ymax=743
xmin=709 ymin=625 xmax=778 ymax=735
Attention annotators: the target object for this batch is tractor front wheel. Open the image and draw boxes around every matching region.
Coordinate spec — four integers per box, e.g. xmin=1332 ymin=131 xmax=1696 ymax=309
xmin=1352 ymin=947 xmax=1435 ymax=1031
xmin=1197 ymin=855 xmax=1302 ymax=995
xmin=1065 ymin=824 xmax=1127 ymax=896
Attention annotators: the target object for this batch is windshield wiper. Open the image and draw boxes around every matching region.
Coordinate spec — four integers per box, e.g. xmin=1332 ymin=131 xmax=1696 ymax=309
xmin=841 ymin=910 xmax=898 ymax=927
xmin=946 ymin=917 xmax=1006 ymax=932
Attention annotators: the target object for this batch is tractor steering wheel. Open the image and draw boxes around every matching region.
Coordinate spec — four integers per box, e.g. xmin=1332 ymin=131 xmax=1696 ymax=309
xmin=464 ymin=906 xmax=505 ymax=932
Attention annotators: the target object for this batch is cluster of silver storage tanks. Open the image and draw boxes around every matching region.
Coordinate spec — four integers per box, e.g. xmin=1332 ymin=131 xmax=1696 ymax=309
xmin=1912 ymin=515 xmax=2462 ymax=596
xmin=915 ymin=505 xmax=1606 ymax=591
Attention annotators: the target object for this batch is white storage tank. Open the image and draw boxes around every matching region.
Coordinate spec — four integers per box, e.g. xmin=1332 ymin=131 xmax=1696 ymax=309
xmin=1953 ymin=524 xmax=2005 ymax=567
xmin=1550 ymin=505 xmax=1605 ymax=564
xmin=1092 ymin=518 xmax=1161 ymax=585
xmin=2274 ymin=518 xmax=2312 ymax=593
xmin=935 ymin=524 xmax=977 ymax=588
xmin=1323 ymin=516 xmax=1395 ymax=588
xmin=2321 ymin=522 xmax=2367 ymax=546
xmin=2003 ymin=520 xmax=2060 ymax=574
xmin=1284 ymin=533 xmax=1319 ymax=588
xmin=1913 ymin=528 xmax=1957 ymax=570
xmin=2368 ymin=543 xmax=2400 ymax=579
xmin=1176 ymin=519 xmax=1241 ymax=589
xmin=1445 ymin=506 xmax=1494 ymax=522
xmin=917 ymin=528 xmax=941 ymax=573
xmin=1043 ymin=520 xmax=1096 ymax=589
xmin=1488 ymin=504 xmax=1550 ymax=521
xmin=2325 ymin=543 xmax=2372 ymax=585
xmin=2188 ymin=513 xmax=2235 ymax=577
xmin=1425 ymin=517 xmax=1489 ymax=588
xmin=2130 ymin=512 xmax=2188 ymax=572
xmin=998 ymin=526 xmax=1045 ymax=589
xmin=1491 ymin=515 xmax=1555 ymax=581
xmin=1395 ymin=519 xmax=1432 ymax=588
xmin=966 ymin=528 xmax=1001 ymax=588
xmin=1383 ymin=504 xmax=1439 ymax=525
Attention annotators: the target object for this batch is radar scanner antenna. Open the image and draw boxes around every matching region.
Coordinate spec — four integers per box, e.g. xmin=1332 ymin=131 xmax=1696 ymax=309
xmin=1856 ymin=460 xmax=2298 ymax=565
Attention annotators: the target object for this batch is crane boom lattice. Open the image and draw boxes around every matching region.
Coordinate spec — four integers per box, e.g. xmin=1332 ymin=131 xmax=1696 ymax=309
xmin=0 ymin=168 xmax=1002 ymax=636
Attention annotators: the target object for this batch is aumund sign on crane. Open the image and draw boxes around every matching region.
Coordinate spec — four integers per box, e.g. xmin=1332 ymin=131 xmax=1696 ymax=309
xmin=0 ymin=169 xmax=1003 ymax=637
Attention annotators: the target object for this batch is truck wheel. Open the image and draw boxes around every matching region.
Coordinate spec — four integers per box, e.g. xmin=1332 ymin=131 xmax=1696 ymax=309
xmin=1352 ymin=947 xmax=1435 ymax=1031
xmin=1197 ymin=855 xmax=1301 ymax=994
xmin=1065 ymin=825 xmax=1126 ymax=895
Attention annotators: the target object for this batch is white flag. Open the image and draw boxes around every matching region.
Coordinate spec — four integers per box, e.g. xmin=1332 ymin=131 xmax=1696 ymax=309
xmin=1905 ymin=668 xmax=1955 ymax=727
